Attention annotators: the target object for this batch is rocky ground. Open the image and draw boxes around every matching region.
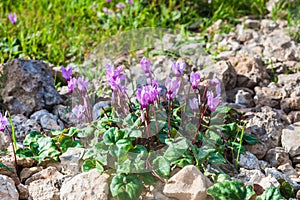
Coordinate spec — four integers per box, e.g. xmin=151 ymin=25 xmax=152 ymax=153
xmin=1 ymin=14 xmax=300 ymax=200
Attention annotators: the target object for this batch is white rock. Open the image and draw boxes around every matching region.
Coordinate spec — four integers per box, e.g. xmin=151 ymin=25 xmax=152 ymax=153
xmin=238 ymin=151 xmax=260 ymax=170
xmin=0 ymin=175 xmax=19 ymax=200
xmin=28 ymin=179 xmax=60 ymax=200
xmin=281 ymin=122 xmax=300 ymax=157
xmin=163 ymin=165 xmax=212 ymax=200
xmin=60 ymin=169 xmax=109 ymax=200
xmin=59 ymin=147 xmax=85 ymax=175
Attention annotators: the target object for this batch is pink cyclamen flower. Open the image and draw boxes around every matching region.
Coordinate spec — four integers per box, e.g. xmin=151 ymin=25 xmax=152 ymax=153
xmin=209 ymin=74 xmax=221 ymax=96
xmin=189 ymin=98 xmax=199 ymax=111
xmin=0 ymin=113 xmax=9 ymax=131
xmin=103 ymin=7 xmax=112 ymax=15
xmin=72 ymin=104 xmax=86 ymax=120
xmin=136 ymin=84 xmax=161 ymax=109
xmin=8 ymin=13 xmax=17 ymax=25
xmin=165 ymin=77 xmax=180 ymax=100
xmin=116 ymin=3 xmax=125 ymax=10
xmin=68 ymin=77 xmax=77 ymax=93
xmin=77 ymin=77 xmax=89 ymax=93
xmin=106 ymin=64 xmax=126 ymax=92
xmin=127 ymin=0 xmax=134 ymax=5
xmin=172 ymin=61 xmax=186 ymax=77
xmin=206 ymin=91 xmax=220 ymax=112
xmin=140 ymin=57 xmax=151 ymax=75
xmin=61 ymin=66 xmax=72 ymax=81
xmin=190 ymin=72 xmax=201 ymax=90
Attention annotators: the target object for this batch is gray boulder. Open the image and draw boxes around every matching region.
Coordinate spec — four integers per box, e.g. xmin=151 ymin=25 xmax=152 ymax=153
xmin=0 ymin=59 xmax=63 ymax=116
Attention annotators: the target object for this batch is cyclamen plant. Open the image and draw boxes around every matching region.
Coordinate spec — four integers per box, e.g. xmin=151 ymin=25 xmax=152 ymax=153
xmin=61 ymin=66 xmax=92 ymax=122
xmin=105 ymin=57 xmax=221 ymax=143
xmin=78 ymin=56 xmax=258 ymax=200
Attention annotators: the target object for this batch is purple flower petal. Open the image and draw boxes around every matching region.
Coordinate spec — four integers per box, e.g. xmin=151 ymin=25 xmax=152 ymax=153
xmin=72 ymin=105 xmax=86 ymax=120
xmin=165 ymin=77 xmax=180 ymax=100
xmin=172 ymin=61 xmax=186 ymax=77
xmin=0 ymin=113 xmax=8 ymax=131
xmin=206 ymin=91 xmax=220 ymax=112
xmin=77 ymin=77 xmax=89 ymax=93
xmin=189 ymin=98 xmax=199 ymax=111
xmin=8 ymin=13 xmax=17 ymax=25
xmin=67 ymin=78 xmax=77 ymax=93
xmin=61 ymin=66 xmax=72 ymax=81
xmin=140 ymin=57 xmax=151 ymax=75
xmin=190 ymin=72 xmax=201 ymax=90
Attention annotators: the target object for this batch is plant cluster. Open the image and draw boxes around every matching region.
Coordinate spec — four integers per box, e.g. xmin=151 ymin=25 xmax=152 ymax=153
xmin=1 ymin=57 xmax=297 ymax=199
xmin=75 ymin=57 xmax=259 ymax=199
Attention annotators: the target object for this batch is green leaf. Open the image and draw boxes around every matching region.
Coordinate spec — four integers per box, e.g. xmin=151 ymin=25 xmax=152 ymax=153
xmin=243 ymin=133 xmax=259 ymax=145
xmin=110 ymin=174 xmax=143 ymax=200
xmin=207 ymin=180 xmax=252 ymax=200
xmin=66 ymin=127 xmax=78 ymax=137
xmin=128 ymin=129 xmax=142 ymax=138
xmin=77 ymin=126 xmax=94 ymax=138
xmin=245 ymin=185 xmax=255 ymax=200
xmin=59 ymin=138 xmax=73 ymax=153
xmin=152 ymin=156 xmax=170 ymax=178
xmin=278 ymin=178 xmax=294 ymax=199
xmin=23 ymin=131 xmax=43 ymax=146
xmin=163 ymin=137 xmax=189 ymax=162
xmin=103 ymin=128 xmax=126 ymax=145
xmin=0 ymin=162 xmax=13 ymax=171
xmin=82 ymin=159 xmax=96 ymax=172
xmin=208 ymin=152 xmax=226 ymax=164
xmin=219 ymin=123 xmax=239 ymax=137
xmin=256 ymin=187 xmax=283 ymax=200
xmin=124 ymin=113 xmax=138 ymax=127
xmin=95 ymin=160 xmax=104 ymax=174
xmin=16 ymin=148 xmax=34 ymax=158
xmin=137 ymin=172 xmax=155 ymax=185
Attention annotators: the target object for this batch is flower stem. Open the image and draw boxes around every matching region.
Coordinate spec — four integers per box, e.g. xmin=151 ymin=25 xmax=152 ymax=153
xmin=6 ymin=127 xmax=18 ymax=172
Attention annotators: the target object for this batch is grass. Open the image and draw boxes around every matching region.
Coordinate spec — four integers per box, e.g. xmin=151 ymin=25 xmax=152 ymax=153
xmin=0 ymin=0 xmax=297 ymax=67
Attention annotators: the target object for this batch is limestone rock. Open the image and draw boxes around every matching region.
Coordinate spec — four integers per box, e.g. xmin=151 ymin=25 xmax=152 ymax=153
xmin=263 ymin=30 xmax=298 ymax=61
xmin=30 ymin=109 xmax=64 ymax=131
xmin=60 ymin=169 xmax=109 ymax=200
xmin=228 ymin=55 xmax=270 ymax=88
xmin=0 ymin=59 xmax=63 ymax=116
xmin=281 ymin=97 xmax=300 ymax=113
xmin=0 ymin=153 xmax=20 ymax=185
xmin=281 ymin=122 xmax=300 ymax=157
xmin=238 ymin=151 xmax=260 ymax=170
xmin=0 ymin=131 xmax=10 ymax=151
xmin=264 ymin=147 xmax=291 ymax=167
xmin=265 ymin=167 xmax=299 ymax=189
xmin=246 ymin=106 xmax=284 ymax=151
xmin=59 ymin=147 xmax=85 ymax=175
xmin=277 ymin=163 xmax=298 ymax=178
xmin=25 ymin=166 xmax=64 ymax=186
xmin=17 ymin=157 xmax=36 ymax=168
xmin=17 ymin=184 xmax=29 ymax=200
xmin=237 ymin=168 xmax=280 ymax=189
xmin=0 ymin=175 xmax=19 ymax=200
xmin=235 ymin=89 xmax=254 ymax=107
xmin=245 ymin=142 xmax=267 ymax=159
xmin=163 ymin=165 xmax=213 ymax=200
xmin=28 ymin=179 xmax=60 ymax=200
xmin=244 ymin=19 xmax=260 ymax=29
xmin=11 ymin=114 xmax=41 ymax=142
xmin=254 ymin=85 xmax=284 ymax=108
xmin=200 ymin=60 xmax=237 ymax=90
xmin=20 ymin=166 xmax=43 ymax=182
